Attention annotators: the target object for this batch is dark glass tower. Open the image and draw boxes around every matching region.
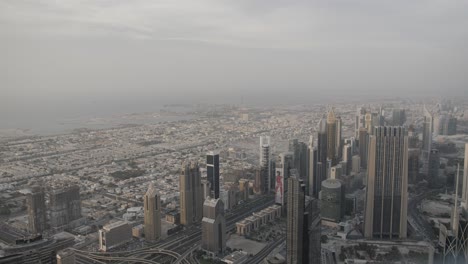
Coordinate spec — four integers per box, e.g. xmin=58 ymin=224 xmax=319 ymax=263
xmin=207 ymin=152 xmax=220 ymax=199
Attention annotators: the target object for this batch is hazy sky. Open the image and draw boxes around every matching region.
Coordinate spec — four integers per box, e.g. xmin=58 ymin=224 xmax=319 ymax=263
xmin=1 ymin=0 xmax=468 ymax=118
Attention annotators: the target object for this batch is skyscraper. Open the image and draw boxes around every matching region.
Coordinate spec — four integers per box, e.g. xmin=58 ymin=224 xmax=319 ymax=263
xmin=392 ymin=108 xmax=406 ymax=126
xmin=287 ymin=173 xmax=321 ymax=264
xmin=287 ymin=175 xmax=305 ymax=264
xmin=275 ymin=153 xmax=293 ymax=206
xmin=180 ymin=161 xmax=203 ymax=226
xmin=316 ymin=118 xmax=328 ymax=193
xmin=201 ymin=197 xmax=226 ymax=255
xmin=260 ymin=136 xmax=271 ymax=194
xmin=355 ymin=107 xmax=366 ymax=138
xmin=364 ymin=126 xmax=408 ymax=239
xmin=144 ymin=183 xmax=161 ymax=241
xmin=27 ymin=187 xmax=47 ymax=234
xmin=342 ymin=143 xmax=352 ymax=175
xmin=207 ymin=152 xmax=220 ymax=199
xmin=335 ymin=116 xmax=343 ymax=160
xmin=358 ymin=127 xmax=369 ymax=170
xmin=320 ymin=179 xmax=345 ymax=223
xmin=308 ymin=136 xmax=319 ymax=198
xmin=326 ymin=108 xmax=337 ymax=164
xmin=422 ymin=106 xmax=433 ymax=160
xmin=462 ymin=143 xmax=468 ymax=210
xmin=49 ymin=185 xmax=81 ymax=229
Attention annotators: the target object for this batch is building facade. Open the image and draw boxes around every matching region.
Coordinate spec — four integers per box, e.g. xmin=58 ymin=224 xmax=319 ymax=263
xmin=201 ymin=198 xmax=226 ymax=255
xmin=207 ymin=152 xmax=220 ymax=199
xmin=144 ymin=183 xmax=161 ymax=241
xmin=364 ymin=126 xmax=408 ymax=239
xmin=180 ymin=161 xmax=203 ymax=226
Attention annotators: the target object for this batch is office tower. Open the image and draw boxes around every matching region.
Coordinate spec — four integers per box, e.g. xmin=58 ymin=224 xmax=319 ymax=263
xmin=298 ymin=142 xmax=308 ymax=179
xmin=317 ymin=118 xmax=328 ymax=189
xmin=275 ymin=153 xmax=293 ymax=206
xmin=287 ymin=173 xmax=321 ymax=264
xmin=144 ymin=183 xmax=161 ymax=241
xmin=462 ymin=143 xmax=468 ymax=210
xmin=392 ymin=108 xmax=406 ymax=126
xmin=239 ymin=179 xmax=249 ymax=201
xmin=428 ymin=149 xmax=440 ymax=186
xmin=355 ymin=107 xmax=366 ymax=138
xmin=201 ymin=180 xmax=211 ymax=200
xmin=364 ymin=112 xmax=373 ymax=134
xmin=335 ymin=116 xmax=342 ymax=160
xmin=289 ymin=139 xmax=299 ymax=169
xmin=408 ymin=125 xmax=419 ymax=149
xmin=358 ymin=128 xmax=369 ymax=170
xmin=49 ymin=185 xmax=81 ymax=229
xmin=180 ymin=161 xmax=203 ymax=226
xmin=342 ymin=143 xmax=352 ymax=175
xmin=260 ymin=136 xmax=271 ymax=194
xmin=286 ymin=175 xmax=305 ymax=264
xmin=308 ymin=136 xmax=319 ymax=198
xmin=27 ymin=187 xmax=47 ymax=234
xmin=201 ymin=197 xmax=226 ymax=255
xmin=207 ymin=152 xmax=220 ymax=199
xmin=98 ymin=221 xmax=132 ymax=252
xmin=408 ymin=149 xmax=420 ymax=184
xmin=351 ymin=155 xmax=361 ymax=174
xmin=270 ymin=158 xmax=277 ymax=192
xmin=326 ymin=108 xmax=338 ymax=164
xmin=422 ymin=106 xmax=433 ymax=160
xmin=364 ymin=126 xmax=408 ymax=239
xmin=330 ymin=165 xmax=342 ymax=180
xmin=254 ymin=168 xmax=262 ymax=194
xmin=320 ymin=179 xmax=345 ymax=223
xmin=447 ymin=116 xmax=457 ymax=135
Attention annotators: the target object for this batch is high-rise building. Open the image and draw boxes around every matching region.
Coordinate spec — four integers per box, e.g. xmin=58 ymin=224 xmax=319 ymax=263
xmin=275 ymin=153 xmax=293 ymax=206
xmin=358 ymin=128 xmax=369 ymax=170
xmin=308 ymin=136 xmax=319 ymax=198
xmin=364 ymin=126 xmax=408 ymax=239
xmin=355 ymin=107 xmax=367 ymax=138
xmin=239 ymin=179 xmax=249 ymax=201
xmin=298 ymin=141 xmax=308 ymax=180
xmin=49 ymin=185 xmax=81 ymax=229
xmin=260 ymin=136 xmax=271 ymax=194
xmin=392 ymin=108 xmax=406 ymax=126
xmin=351 ymin=155 xmax=361 ymax=174
xmin=342 ymin=143 xmax=352 ymax=175
xmin=286 ymin=175 xmax=305 ymax=264
xmin=320 ymin=179 xmax=345 ymax=223
xmin=462 ymin=143 xmax=468 ymax=210
xmin=201 ymin=197 xmax=226 ymax=255
xmin=144 ymin=183 xmax=161 ymax=241
xmin=422 ymin=106 xmax=433 ymax=161
xmin=207 ymin=152 xmax=220 ymax=199
xmin=180 ymin=161 xmax=203 ymax=226
xmin=287 ymin=173 xmax=321 ymax=264
xmin=326 ymin=108 xmax=338 ymax=164
xmin=428 ymin=149 xmax=440 ymax=186
xmin=335 ymin=117 xmax=343 ymax=161
xmin=27 ymin=187 xmax=47 ymax=234
xmin=98 ymin=221 xmax=132 ymax=252
xmin=408 ymin=149 xmax=420 ymax=184
xmin=316 ymin=118 xmax=328 ymax=194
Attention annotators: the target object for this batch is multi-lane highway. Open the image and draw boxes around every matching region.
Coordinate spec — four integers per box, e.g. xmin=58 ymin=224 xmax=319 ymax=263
xmin=75 ymin=195 xmax=277 ymax=264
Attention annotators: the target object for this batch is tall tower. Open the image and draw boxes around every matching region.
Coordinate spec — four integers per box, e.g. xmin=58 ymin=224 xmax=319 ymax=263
xmin=316 ymin=118 xmax=328 ymax=193
xmin=308 ymin=136 xmax=319 ymax=198
xmin=180 ymin=162 xmax=203 ymax=226
xmin=49 ymin=185 xmax=81 ymax=230
xmin=27 ymin=187 xmax=47 ymax=234
xmin=364 ymin=126 xmax=408 ymax=239
xmin=326 ymin=108 xmax=337 ymax=164
xmin=260 ymin=136 xmax=271 ymax=194
xmin=335 ymin=116 xmax=342 ymax=160
xmin=201 ymin=197 xmax=226 ymax=255
xmin=422 ymin=105 xmax=433 ymax=161
xmin=275 ymin=153 xmax=293 ymax=206
xmin=287 ymin=174 xmax=305 ymax=264
xmin=358 ymin=127 xmax=369 ymax=170
xmin=207 ymin=152 xmax=220 ymax=199
xmin=144 ymin=183 xmax=161 ymax=241
xmin=462 ymin=143 xmax=468 ymax=210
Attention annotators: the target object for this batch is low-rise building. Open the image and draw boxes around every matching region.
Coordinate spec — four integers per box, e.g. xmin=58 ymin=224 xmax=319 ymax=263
xmin=99 ymin=221 xmax=132 ymax=252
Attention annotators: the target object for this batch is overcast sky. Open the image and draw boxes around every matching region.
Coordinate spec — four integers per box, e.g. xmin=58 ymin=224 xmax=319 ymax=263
xmin=1 ymin=0 xmax=468 ymax=117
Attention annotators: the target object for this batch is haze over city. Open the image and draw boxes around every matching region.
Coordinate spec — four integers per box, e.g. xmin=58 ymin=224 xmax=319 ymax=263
xmin=1 ymin=1 xmax=468 ymax=264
